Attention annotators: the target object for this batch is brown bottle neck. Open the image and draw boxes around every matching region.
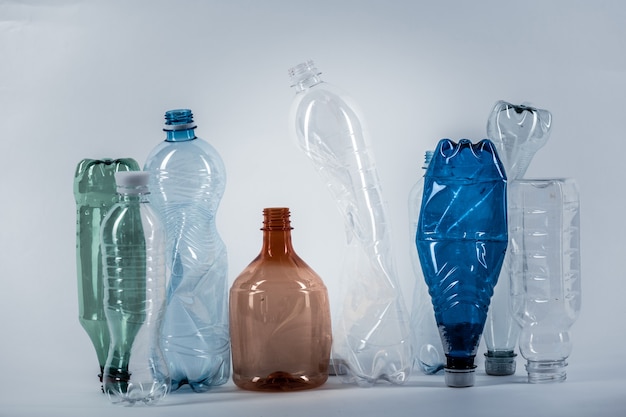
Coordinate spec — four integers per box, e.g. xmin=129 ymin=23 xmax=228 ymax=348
xmin=260 ymin=207 xmax=295 ymax=257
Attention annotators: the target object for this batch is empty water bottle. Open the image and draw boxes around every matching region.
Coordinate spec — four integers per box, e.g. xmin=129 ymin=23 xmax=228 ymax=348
xmin=74 ymin=157 xmax=139 ymax=385
xmin=288 ymin=60 xmax=412 ymax=386
xmin=483 ymin=101 xmax=552 ymax=375
xmin=101 ymin=171 xmax=169 ymax=405
xmin=416 ymin=139 xmax=508 ymax=387
xmin=509 ymin=178 xmax=581 ymax=383
xmin=408 ymin=150 xmax=445 ymax=375
xmin=144 ymin=109 xmax=230 ymax=391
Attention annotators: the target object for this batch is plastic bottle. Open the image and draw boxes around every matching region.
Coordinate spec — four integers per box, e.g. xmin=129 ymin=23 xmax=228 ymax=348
xmin=229 ymin=207 xmax=333 ymax=391
xmin=144 ymin=109 xmax=229 ymax=391
xmin=101 ymin=171 xmax=169 ymax=405
xmin=288 ymin=60 xmax=412 ymax=386
xmin=509 ymin=178 xmax=581 ymax=383
xmin=416 ymin=139 xmax=508 ymax=387
xmin=408 ymin=150 xmax=445 ymax=375
xmin=74 ymin=157 xmax=139 ymax=385
xmin=483 ymin=101 xmax=552 ymax=375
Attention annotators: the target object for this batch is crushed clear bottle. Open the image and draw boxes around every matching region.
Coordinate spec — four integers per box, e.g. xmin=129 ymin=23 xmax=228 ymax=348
xmin=288 ymin=60 xmax=412 ymax=386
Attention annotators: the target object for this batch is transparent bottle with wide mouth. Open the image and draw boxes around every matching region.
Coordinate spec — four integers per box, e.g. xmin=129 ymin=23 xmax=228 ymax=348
xmin=288 ymin=60 xmax=412 ymax=386
xmin=509 ymin=178 xmax=581 ymax=383
xmin=483 ymin=101 xmax=552 ymax=375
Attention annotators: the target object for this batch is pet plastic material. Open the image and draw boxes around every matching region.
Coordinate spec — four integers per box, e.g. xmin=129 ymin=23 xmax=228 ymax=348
xmin=101 ymin=171 xmax=169 ymax=405
xmin=408 ymin=150 xmax=445 ymax=375
xmin=416 ymin=139 xmax=508 ymax=387
xmin=509 ymin=178 xmax=581 ymax=383
xmin=229 ymin=208 xmax=332 ymax=391
xmin=74 ymin=157 xmax=139 ymax=385
xmin=144 ymin=109 xmax=230 ymax=391
xmin=288 ymin=60 xmax=412 ymax=386
xmin=483 ymin=101 xmax=553 ymax=375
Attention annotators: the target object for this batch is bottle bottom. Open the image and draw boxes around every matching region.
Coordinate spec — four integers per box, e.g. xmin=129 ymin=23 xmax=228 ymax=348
xmin=525 ymin=360 xmax=567 ymax=383
xmin=233 ymin=371 xmax=328 ymax=392
xmin=103 ymin=368 xmax=169 ymax=405
xmin=484 ymin=350 xmax=517 ymax=376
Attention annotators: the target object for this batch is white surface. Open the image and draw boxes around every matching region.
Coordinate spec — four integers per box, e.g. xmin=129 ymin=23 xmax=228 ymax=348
xmin=1 ymin=1 xmax=625 ymax=415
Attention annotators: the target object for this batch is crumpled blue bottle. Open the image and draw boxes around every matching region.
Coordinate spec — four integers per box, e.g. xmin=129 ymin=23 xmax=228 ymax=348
xmin=416 ymin=139 xmax=507 ymax=387
xmin=144 ymin=109 xmax=230 ymax=392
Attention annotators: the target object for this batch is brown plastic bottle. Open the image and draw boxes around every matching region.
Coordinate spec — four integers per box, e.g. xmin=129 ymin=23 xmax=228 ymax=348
xmin=229 ymin=207 xmax=332 ymax=391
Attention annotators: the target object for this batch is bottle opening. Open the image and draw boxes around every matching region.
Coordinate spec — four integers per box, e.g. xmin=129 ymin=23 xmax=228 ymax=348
xmin=262 ymin=207 xmax=293 ymax=231
xmin=288 ymin=60 xmax=322 ymax=88
xmin=164 ymin=109 xmax=197 ymax=131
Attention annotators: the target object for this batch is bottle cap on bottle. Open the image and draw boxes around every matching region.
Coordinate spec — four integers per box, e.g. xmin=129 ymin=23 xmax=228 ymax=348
xmin=115 ymin=171 xmax=150 ymax=194
xmin=444 ymin=367 xmax=475 ymax=387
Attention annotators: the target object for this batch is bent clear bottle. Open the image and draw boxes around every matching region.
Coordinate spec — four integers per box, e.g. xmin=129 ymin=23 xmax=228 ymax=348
xmin=483 ymin=101 xmax=552 ymax=375
xmin=288 ymin=60 xmax=412 ymax=386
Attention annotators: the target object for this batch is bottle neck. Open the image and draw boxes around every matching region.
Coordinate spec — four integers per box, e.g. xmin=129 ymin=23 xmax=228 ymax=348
xmin=260 ymin=208 xmax=295 ymax=257
xmin=117 ymin=191 xmax=149 ymax=204
xmin=165 ymin=127 xmax=196 ymax=142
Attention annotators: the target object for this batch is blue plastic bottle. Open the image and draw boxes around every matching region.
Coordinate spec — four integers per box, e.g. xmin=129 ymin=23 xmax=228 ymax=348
xmin=144 ymin=109 xmax=229 ymax=391
xmin=416 ymin=139 xmax=507 ymax=387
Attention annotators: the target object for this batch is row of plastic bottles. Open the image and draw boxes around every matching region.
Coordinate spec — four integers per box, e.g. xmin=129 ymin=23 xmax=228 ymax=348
xmin=74 ymin=60 xmax=581 ymax=406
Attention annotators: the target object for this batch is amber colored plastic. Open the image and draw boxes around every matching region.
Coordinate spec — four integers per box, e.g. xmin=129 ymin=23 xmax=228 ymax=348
xmin=229 ymin=208 xmax=332 ymax=391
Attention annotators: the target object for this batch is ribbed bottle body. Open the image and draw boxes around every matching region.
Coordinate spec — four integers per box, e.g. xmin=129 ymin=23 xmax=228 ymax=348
xmin=144 ymin=126 xmax=230 ymax=391
xmin=101 ymin=187 xmax=169 ymax=405
xmin=509 ymin=178 xmax=581 ymax=383
xmin=74 ymin=157 xmax=139 ymax=382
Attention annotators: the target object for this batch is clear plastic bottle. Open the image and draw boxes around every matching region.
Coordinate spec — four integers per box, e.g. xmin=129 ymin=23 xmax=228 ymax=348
xmin=74 ymin=157 xmax=139 ymax=385
xmin=509 ymin=178 xmax=581 ymax=383
xmin=416 ymin=139 xmax=508 ymax=387
xmin=288 ymin=60 xmax=412 ymax=386
xmin=101 ymin=171 xmax=169 ymax=405
xmin=144 ymin=109 xmax=229 ymax=391
xmin=229 ymin=208 xmax=333 ymax=391
xmin=408 ymin=150 xmax=445 ymax=375
xmin=483 ymin=101 xmax=552 ymax=375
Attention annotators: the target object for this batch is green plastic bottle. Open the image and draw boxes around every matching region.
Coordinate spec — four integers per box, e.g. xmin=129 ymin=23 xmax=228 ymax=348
xmin=74 ymin=158 xmax=139 ymax=384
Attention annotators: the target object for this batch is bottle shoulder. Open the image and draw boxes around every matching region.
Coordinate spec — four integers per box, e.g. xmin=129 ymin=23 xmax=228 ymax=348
xmin=144 ymin=138 xmax=226 ymax=171
xmin=232 ymin=255 xmax=327 ymax=292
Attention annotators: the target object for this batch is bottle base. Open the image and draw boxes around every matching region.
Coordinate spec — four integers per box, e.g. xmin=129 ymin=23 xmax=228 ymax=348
xmin=525 ymin=360 xmax=567 ymax=383
xmin=233 ymin=371 xmax=328 ymax=392
xmin=484 ymin=351 xmax=517 ymax=376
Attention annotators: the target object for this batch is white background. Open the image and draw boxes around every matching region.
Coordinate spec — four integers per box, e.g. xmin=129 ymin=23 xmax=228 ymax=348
xmin=1 ymin=1 xmax=624 ymax=416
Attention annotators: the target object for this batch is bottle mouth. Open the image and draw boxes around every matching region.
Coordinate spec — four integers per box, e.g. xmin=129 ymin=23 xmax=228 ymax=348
xmin=261 ymin=207 xmax=293 ymax=231
xmin=288 ymin=60 xmax=321 ymax=87
xmin=163 ymin=109 xmax=197 ymax=131
xmin=484 ymin=352 xmax=517 ymax=376
xmin=525 ymin=360 xmax=567 ymax=383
